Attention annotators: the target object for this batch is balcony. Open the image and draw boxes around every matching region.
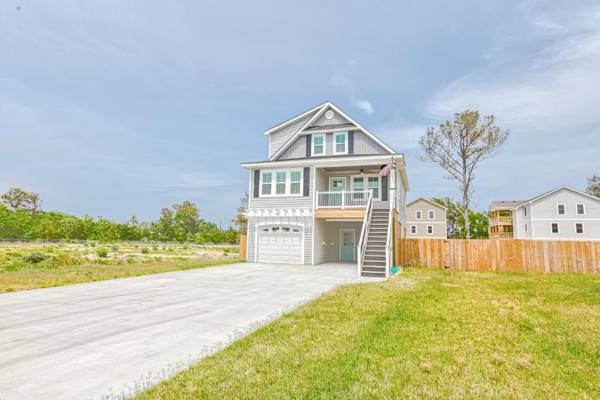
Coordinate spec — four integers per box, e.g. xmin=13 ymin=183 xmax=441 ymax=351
xmin=315 ymin=190 xmax=371 ymax=219
xmin=490 ymin=216 xmax=513 ymax=225
xmin=490 ymin=231 xmax=514 ymax=239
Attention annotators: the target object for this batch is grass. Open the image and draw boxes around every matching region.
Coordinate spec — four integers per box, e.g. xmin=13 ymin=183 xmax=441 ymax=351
xmin=137 ymin=268 xmax=600 ymax=400
xmin=0 ymin=241 xmax=240 ymax=292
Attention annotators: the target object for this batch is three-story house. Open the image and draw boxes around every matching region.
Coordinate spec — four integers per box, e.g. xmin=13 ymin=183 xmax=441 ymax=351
xmin=241 ymin=101 xmax=409 ymax=277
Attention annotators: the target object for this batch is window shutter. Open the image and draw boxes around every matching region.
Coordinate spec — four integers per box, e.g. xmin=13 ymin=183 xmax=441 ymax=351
xmin=303 ymin=167 xmax=310 ymax=196
xmin=381 ymin=174 xmax=388 ymax=201
xmin=348 ymin=131 xmax=354 ymax=154
xmin=305 ymin=135 xmax=312 ymax=157
xmin=253 ymin=170 xmax=260 ymax=198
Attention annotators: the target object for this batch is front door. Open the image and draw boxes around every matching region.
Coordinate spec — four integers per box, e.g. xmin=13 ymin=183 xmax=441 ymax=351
xmin=340 ymin=229 xmax=355 ymax=262
xmin=329 ymin=177 xmax=346 ymax=207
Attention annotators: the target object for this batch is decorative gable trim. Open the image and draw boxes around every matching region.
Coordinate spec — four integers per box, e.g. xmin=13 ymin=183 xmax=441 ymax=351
xmin=407 ymin=198 xmax=447 ymax=210
xmin=263 ymin=103 xmax=324 ymax=136
xmin=514 ymin=186 xmax=600 ymax=210
xmin=271 ymin=101 xmax=396 ymax=160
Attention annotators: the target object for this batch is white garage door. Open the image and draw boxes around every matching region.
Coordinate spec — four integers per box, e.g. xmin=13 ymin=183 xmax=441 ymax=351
xmin=257 ymin=225 xmax=303 ymax=264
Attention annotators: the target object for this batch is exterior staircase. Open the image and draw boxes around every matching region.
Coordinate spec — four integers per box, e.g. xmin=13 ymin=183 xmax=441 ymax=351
xmin=361 ymin=208 xmax=389 ymax=277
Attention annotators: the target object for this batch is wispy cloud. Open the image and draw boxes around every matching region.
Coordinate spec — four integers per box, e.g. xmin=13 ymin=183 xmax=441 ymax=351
xmin=351 ymin=98 xmax=374 ymax=115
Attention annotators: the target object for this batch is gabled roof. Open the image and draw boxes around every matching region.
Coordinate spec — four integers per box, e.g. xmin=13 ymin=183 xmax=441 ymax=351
xmin=268 ymin=101 xmax=396 ymax=160
xmin=489 ymin=186 xmax=600 ymax=211
xmin=407 ymin=197 xmax=447 ymax=210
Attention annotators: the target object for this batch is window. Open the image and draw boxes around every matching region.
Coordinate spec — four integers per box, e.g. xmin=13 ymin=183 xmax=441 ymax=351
xmin=576 ymin=203 xmax=585 ymax=215
xmin=334 ymin=132 xmax=347 ymax=154
xmin=523 ymin=207 xmax=527 ymax=217
xmin=352 ymin=177 xmax=365 ymax=200
xmin=261 ymin=172 xmax=272 ymax=195
xmin=368 ymin=177 xmax=380 ymax=199
xmin=410 ymin=225 xmax=417 ymax=234
xmin=312 ymin=134 xmax=325 ymax=155
xmin=524 ymin=224 xmax=528 ymax=232
xmin=427 ymin=225 xmax=433 ymax=235
xmin=428 ymin=210 xmax=435 ymax=220
xmin=551 ymin=223 xmax=559 ymax=234
xmin=415 ymin=210 xmax=422 ymax=220
xmin=261 ymin=169 xmax=302 ymax=196
xmin=290 ymin=171 xmax=301 ymax=194
xmin=557 ymin=204 xmax=565 ymax=215
xmin=575 ymin=223 xmax=584 ymax=234
xmin=276 ymin=171 xmax=287 ymax=195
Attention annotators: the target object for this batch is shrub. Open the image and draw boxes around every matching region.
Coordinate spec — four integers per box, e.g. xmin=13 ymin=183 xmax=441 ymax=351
xmin=111 ymin=245 xmax=119 ymax=252
xmin=90 ymin=242 xmax=96 ymax=247
xmin=23 ymin=252 xmax=48 ymax=264
xmin=126 ymin=256 xmax=136 ymax=264
xmin=96 ymin=248 xmax=108 ymax=258
xmin=141 ymin=247 xmax=149 ymax=254
xmin=152 ymin=245 xmax=158 ymax=251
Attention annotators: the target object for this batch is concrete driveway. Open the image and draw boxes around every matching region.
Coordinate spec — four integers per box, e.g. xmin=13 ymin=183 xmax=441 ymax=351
xmin=0 ymin=262 xmax=375 ymax=400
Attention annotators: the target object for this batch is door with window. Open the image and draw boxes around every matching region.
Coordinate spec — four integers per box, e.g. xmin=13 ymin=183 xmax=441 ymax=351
xmin=352 ymin=175 xmax=380 ymax=201
xmin=329 ymin=177 xmax=346 ymax=207
xmin=340 ymin=229 xmax=355 ymax=262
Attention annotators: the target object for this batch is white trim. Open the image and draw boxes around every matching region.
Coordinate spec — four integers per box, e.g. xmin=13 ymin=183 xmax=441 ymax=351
xmin=243 ymin=154 xmax=402 ymax=168
xmin=410 ymin=225 xmax=417 ymax=234
xmin=263 ymin=103 xmax=324 ymax=136
xmin=409 ymin=221 xmax=446 ymax=224
xmin=426 ymin=225 xmax=434 ymax=235
xmin=551 ymin=222 xmax=559 ymax=234
xmin=514 ymin=186 xmax=600 ymax=210
xmin=556 ymin=203 xmax=566 ymax=215
xmin=350 ymin=174 xmax=381 ymax=201
xmin=311 ymin=133 xmax=326 ymax=157
xmin=576 ymin=203 xmax=586 ymax=215
xmin=259 ymin=168 xmax=303 ymax=197
xmin=406 ymin=197 xmax=447 ymax=210
xmin=270 ymin=101 xmax=396 ymax=160
xmin=255 ymin=222 xmax=305 ymax=264
xmin=333 ymin=132 xmax=348 ymax=155
xmin=339 ymin=229 xmax=356 ymax=262
xmin=574 ymin=222 xmax=584 ymax=234
xmin=328 ymin=176 xmax=347 ymax=191
xmin=301 ymin=126 xmax=352 ymax=134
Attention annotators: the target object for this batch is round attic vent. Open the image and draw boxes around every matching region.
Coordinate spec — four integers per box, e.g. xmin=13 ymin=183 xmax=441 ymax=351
xmin=324 ymin=110 xmax=334 ymax=119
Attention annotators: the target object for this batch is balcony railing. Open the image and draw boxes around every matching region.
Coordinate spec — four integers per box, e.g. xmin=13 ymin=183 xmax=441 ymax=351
xmin=490 ymin=231 xmax=514 ymax=238
xmin=490 ymin=216 xmax=513 ymax=225
xmin=316 ymin=190 xmax=371 ymax=209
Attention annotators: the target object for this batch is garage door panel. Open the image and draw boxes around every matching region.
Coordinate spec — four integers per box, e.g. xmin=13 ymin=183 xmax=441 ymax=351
xmin=257 ymin=225 xmax=303 ymax=264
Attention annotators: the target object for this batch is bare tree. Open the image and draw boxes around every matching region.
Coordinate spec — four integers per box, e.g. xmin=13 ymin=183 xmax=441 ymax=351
xmin=586 ymin=175 xmax=600 ymax=197
xmin=420 ymin=111 xmax=510 ymax=238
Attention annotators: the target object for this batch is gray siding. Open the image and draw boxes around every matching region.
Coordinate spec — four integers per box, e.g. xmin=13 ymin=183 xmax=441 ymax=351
xmin=406 ymin=199 xmax=447 ymax=239
xmin=354 ymin=131 xmax=390 ymax=154
xmin=268 ymin=113 xmax=314 ymax=158
xmin=311 ymin=107 xmax=349 ymax=127
xmin=279 ymin=136 xmax=306 ymax=159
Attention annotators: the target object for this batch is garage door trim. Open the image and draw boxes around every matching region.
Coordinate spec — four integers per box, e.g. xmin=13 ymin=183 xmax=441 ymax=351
xmin=255 ymin=222 xmax=304 ymax=264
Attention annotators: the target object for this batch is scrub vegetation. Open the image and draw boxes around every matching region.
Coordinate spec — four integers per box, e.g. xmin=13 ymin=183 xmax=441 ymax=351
xmin=137 ymin=268 xmax=600 ymax=400
xmin=0 ymin=241 xmax=240 ymax=292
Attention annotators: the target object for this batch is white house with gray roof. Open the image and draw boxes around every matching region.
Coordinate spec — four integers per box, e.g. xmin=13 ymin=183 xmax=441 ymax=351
xmin=489 ymin=186 xmax=600 ymax=240
xmin=241 ymin=101 xmax=409 ymax=277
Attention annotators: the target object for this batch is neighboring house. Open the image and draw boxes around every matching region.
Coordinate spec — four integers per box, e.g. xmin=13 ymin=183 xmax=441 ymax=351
xmin=489 ymin=186 xmax=600 ymax=240
xmin=406 ymin=198 xmax=447 ymax=239
xmin=241 ymin=101 xmax=410 ymax=277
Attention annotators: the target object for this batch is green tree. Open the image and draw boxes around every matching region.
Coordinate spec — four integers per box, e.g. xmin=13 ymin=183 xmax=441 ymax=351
xmin=152 ymin=208 xmax=176 ymax=241
xmin=234 ymin=193 xmax=248 ymax=234
xmin=431 ymin=197 xmax=462 ymax=238
xmin=173 ymin=201 xmax=201 ymax=241
xmin=420 ymin=111 xmax=510 ymax=238
xmin=1 ymin=187 xmax=42 ymax=212
xmin=586 ymin=175 xmax=600 ymax=197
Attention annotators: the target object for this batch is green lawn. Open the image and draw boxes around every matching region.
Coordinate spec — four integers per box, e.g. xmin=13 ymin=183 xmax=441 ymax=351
xmin=137 ymin=268 xmax=600 ymax=400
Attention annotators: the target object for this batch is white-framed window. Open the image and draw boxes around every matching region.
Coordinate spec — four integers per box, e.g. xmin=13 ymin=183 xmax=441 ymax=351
xmin=290 ymin=170 xmax=301 ymax=194
xmin=410 ymin=225 xmax=417 ymax=234
xmin=367 ymin=176 xmax=380 ymax=199
xmin=557 ymin=203 xmax=566 ymax=215
xmin=260 ymin=169 xmax=303 ymax=197
xmin=312 ymin=134 xmax=325 ymax=156
xmin=576 ymin=203 xmax=585 ymax=215
xmin=261 ymin=172 xmax=272 ymax=195
xmin=575 ymin=223 xmax=584 ymax=234
xmin=523 ymin=207 xmax=527 ymax=217
xmin=351 ymin=174 xmax=380 ymax=200
xmin=276 ymin=171 xmax=287 ymax=195
xmin=333 ymin=132 xmax=347 ymax=154
xmin=427 ymin=225 xmax=433 ymax=235
xmin=415 ymin=210 xmax=422 ymax=220
xmin=551 ymin=222 xmax=559 ymax=234
xmin=428 ymin=210 xmax=435 ymax=220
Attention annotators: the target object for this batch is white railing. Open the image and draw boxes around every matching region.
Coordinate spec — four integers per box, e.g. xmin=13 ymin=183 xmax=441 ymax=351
xmin=385 ymin=189 xmax=395 ymax=278
xmin=356 ymin=191 xmax=373 ymax=276
xmin=316 ymin=190 xmax=371 ymax=209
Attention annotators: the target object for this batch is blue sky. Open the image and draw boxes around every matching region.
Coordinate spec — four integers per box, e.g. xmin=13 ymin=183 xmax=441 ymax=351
xmin=1 ymin=1 xmax=599 ymax=225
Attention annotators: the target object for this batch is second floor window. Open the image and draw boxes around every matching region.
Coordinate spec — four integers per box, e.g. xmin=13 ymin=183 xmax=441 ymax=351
xmin=428 ymin=210 xmax=435 ymax=220
xmin=261 ymin=172 xmax=272 ymax=195
xmin=576 ymin=203 xmax=585 ymax=215
xmin=334 ymin=133 xmax=347 ymax=154
xmin=415 ymin=210 xmax=422 ymax=220
xmin=312 ymin=135 xmax=324 ymax=155
xmin=557 ymin=204 xmax=565 ymax=215
xmin=290 ymin=171 xmax=301 ymax=194
xmin=276 ymin=172 xmax=286 ymax=195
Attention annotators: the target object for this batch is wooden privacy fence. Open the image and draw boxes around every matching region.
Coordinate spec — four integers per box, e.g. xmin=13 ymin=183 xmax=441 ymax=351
xmin=239 ymin=234 xmax=247 ymax=261
xmin=396 ymin=238 xmax=600 ymax=274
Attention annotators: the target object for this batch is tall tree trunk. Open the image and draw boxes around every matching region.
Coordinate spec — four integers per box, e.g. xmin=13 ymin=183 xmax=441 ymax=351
xmin=462 ymin=186 xmax=471 ymax=239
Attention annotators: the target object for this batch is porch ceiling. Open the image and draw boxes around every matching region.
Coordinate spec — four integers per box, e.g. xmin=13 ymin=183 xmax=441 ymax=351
xmin=321 ymin=165 xmax=382 ymax=173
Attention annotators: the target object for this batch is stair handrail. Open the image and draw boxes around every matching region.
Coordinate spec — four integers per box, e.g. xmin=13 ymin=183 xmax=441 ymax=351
xmin=356 ymin=191 xmax=373 ymax=276
xmin=385 ymin=190 xmax=395 ymax=278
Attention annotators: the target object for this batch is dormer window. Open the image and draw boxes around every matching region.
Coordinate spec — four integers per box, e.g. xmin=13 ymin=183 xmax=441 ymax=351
xmin=334 ymin=132 xmax=347 ymax=154
xmin=312 ymin=134 xmax=325 ymax=156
